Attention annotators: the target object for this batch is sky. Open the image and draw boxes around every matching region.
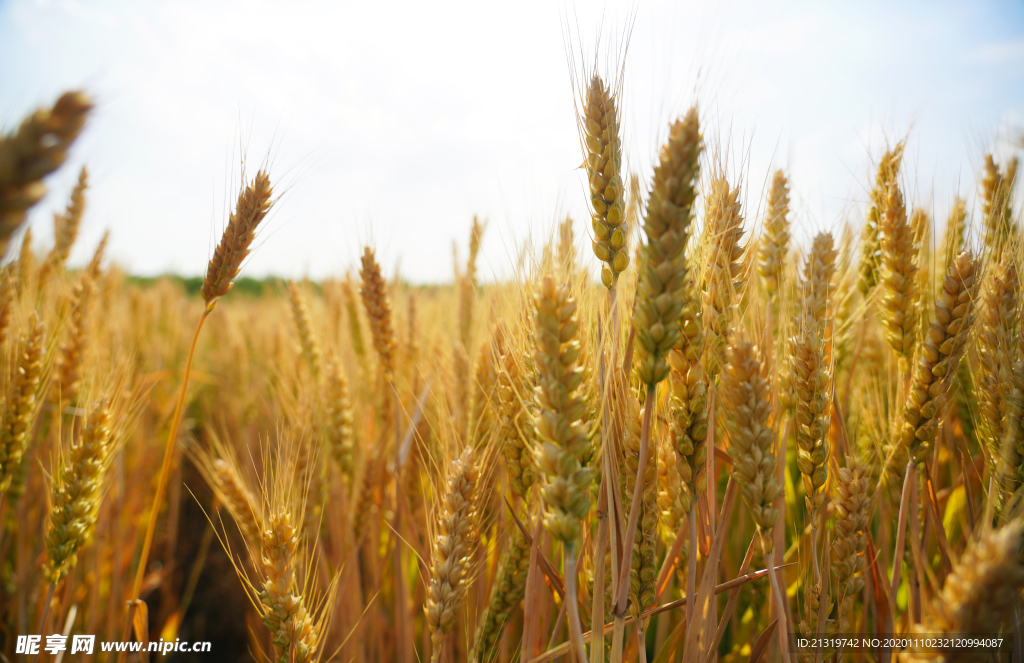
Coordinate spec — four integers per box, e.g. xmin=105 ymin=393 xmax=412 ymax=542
xmin=1 ymin=0 xmax=1023 ymax=283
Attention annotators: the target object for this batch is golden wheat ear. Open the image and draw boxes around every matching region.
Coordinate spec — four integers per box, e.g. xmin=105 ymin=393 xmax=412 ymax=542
xmin=879 ymin=173 xmax=918 ymax=369
xmin=53 ymin=275 xmax=94 ymax=406
xmin=977 ymin=262 xmax=1019 ymax=507
xmin=583 ymin=75 xmax=628 ymax=289
xmin=702 ymin=175 xmax=746 ymax=383
xmin=0 ymin=311 xmax=47 ymax=502
xmin=359 ymin=246 xmax=396 ymax=381
xmin=425 ymin=447 xmax=480 ymax=663
xmin=288 ymin=279 xmax=324 ymax=377
xmin=907 ymin=520 xmax=1024 ymax=648
xmin=39 ymin=165 xmax=88 ymax=287
xmin=632 ymin=107 xmax=701 ymax=387
xmin=0 ymin=91 xmax=92 ymax=257
xmin=757 ymin=169 xmax=791 ymax=302
xmin=201 ymin=170 xmax=273 ymax=309
xmin=981 ymin=153 xmax=1019 ymax=256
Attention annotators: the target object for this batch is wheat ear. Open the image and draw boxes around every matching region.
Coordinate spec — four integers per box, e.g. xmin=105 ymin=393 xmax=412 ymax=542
xmin=558 ymin=215 xmax=577 ymax=274
xmin=287 ymin=280 xmax=324 ymax=377
xmin=702 ymin=175 xmax=746 ymax=382
xmin=85 ymin=229 xmax=110 ymax=281
xmin=0 ymin=311 xmax=46 ymax=500
xmin=617 ymin=381 xmax=658 ymax=615
xmin=790 ymin=233 xmax=836 ymax=617
xmin=459 ymin=216 xmax=484 ymax=348
xmin=981 ymin=154 xmax=1019 ymax=256
xmin=40 ymin=165 xmax=87 ymax=285
xmin=209 ymin=458 xmax=261 ymax=545
xmin=583 ymin=75 xmax=628 ymax=288
xmin=723 ymin=337 xmax=779 ymax=548
xmin=0 ymin=91 xmax=92 ymax=256
xmin=200 ymin=171 xmax=273 ymax=309
xmin=340 ymin=275 xmax=366 ymax=358
xmin=757 ymin=169 xmax=791 ymax=302
xmin=54 ymin=275 xmax=93 ymax=405
xmin=258 ymin=506 xmax=318 ymax=663
xmin=978 ymin=262 xmax=1019 ymax=500
xmin=16 ymin=226 xmax=34 ymax=295
xmin=830 ymin=456 xmax=870 ymax=631
xmin=469 ymin=326 xmax=503 ymax=448
xmin=633 ymin=107 xmax=702 ymax=386
xmin=324 ymin=356 xmax=355 ymax=484
xmin=45 ymin=400 xmax=114 ymax=583
xmin=0 ymin=267 xmax=12 ymax=347
xmin=426 ymin=448 xmax=480 ymax=663
xmin=359 ymin=247 xmax=396 ymax=382
xmin=899 ymin=252 xmax=979 ymax=466
xmin=858 ymin=143 xmax=904 ymax=295
xmin=904 ymin=521 xmax=1024 ymax=663
xmin=533 ymin=275 xmax=593 ymax=544
xmin=533 ymin=274 xmax=592 ymax=660
xmin=656 ymin=433 xmax=686 ymax=549
xmin=668 ymin=275 xmax=708 ymax=514
xmin=879 ymin=174 xmax=918 ymax=368
xmin=497 ymin=345 xmax=535 ymax=499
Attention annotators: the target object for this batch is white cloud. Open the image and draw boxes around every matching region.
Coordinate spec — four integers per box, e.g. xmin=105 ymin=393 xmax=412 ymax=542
xmin=969 ymin=37 xmax=1024 ymax=64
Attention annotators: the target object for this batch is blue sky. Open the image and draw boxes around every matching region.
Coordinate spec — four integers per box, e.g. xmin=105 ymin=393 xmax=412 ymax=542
xmin=1 ymin=0 xmax=1022 ymax=282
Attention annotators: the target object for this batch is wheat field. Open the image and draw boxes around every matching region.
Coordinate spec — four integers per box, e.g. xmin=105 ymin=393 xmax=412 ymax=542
xmin=0 ymin=65 xmax=1022 ymax=663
